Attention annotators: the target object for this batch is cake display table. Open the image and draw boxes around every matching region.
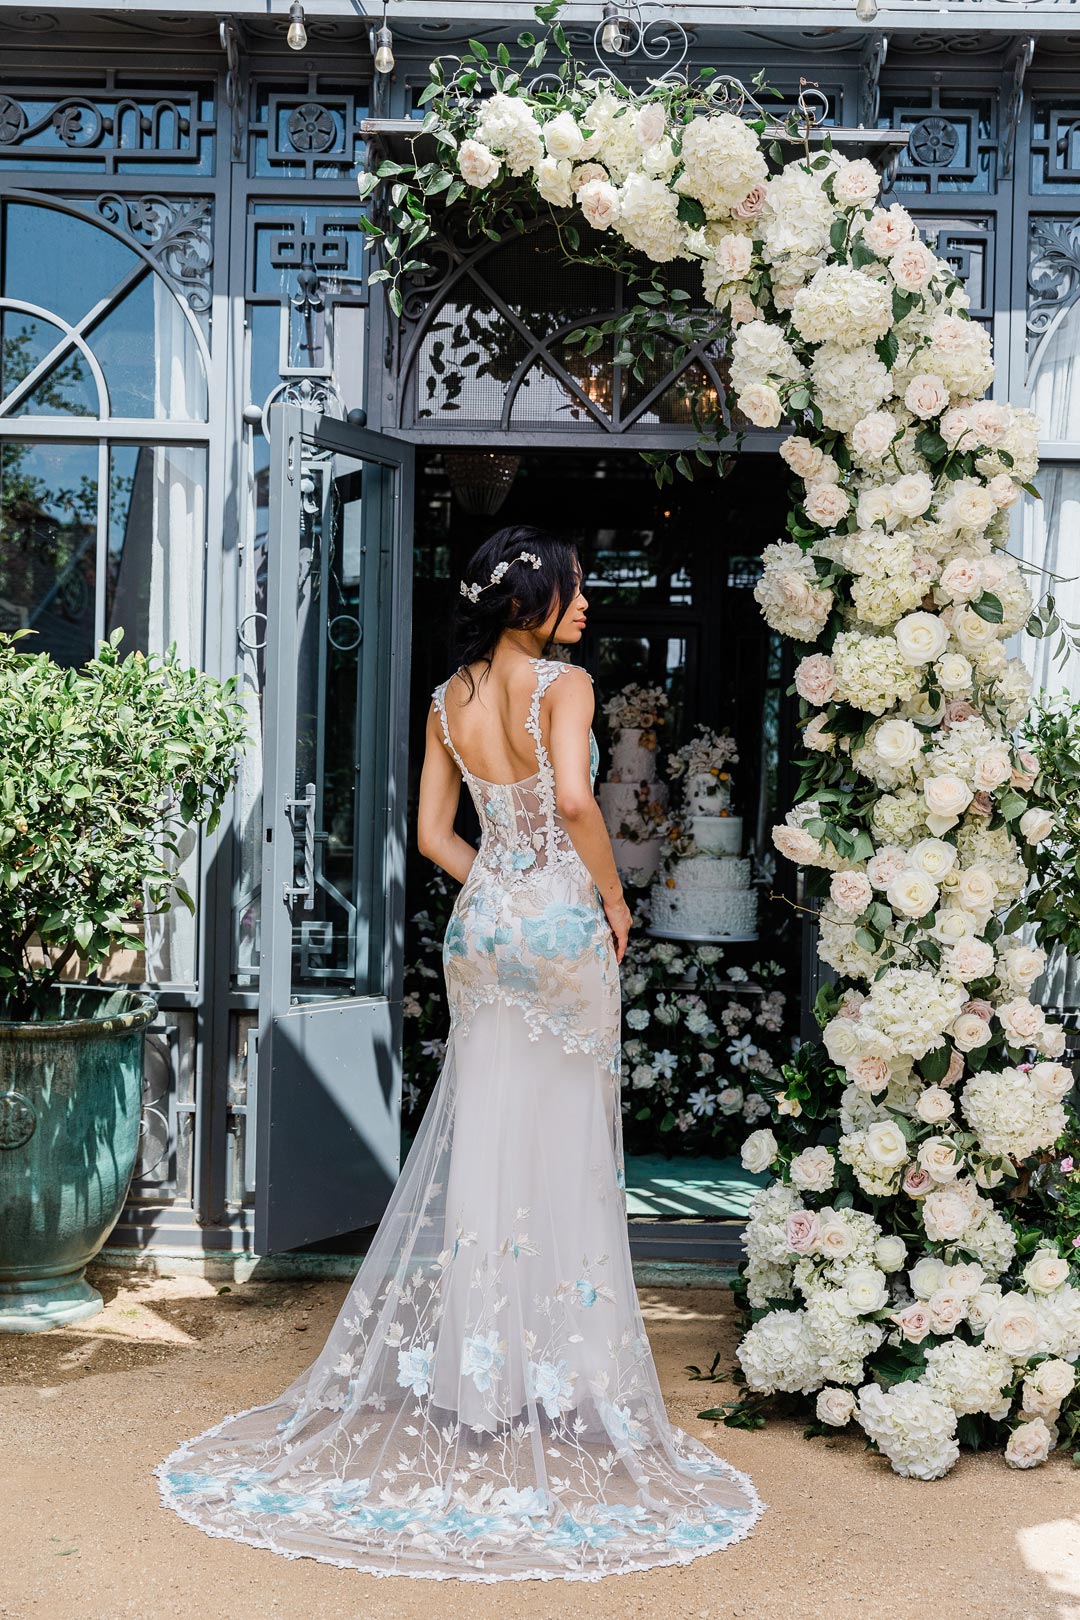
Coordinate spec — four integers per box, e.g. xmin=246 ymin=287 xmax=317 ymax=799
xmin=646 ymin=925 xmax=759 ymax=944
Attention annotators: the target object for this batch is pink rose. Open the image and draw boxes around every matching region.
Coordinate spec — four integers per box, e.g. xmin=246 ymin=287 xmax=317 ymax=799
xmin=905 ymin=373 xmax=951 ymax=420
xmin=903 ymin=1165 xmax=934 ymax=1199
xmin=848 ymin=1055 xmax=891 ymax=1094
xmin=968 ymin=791 xmax=993 ymax=819
xmin=830 ymin=870 xmax=874 ymax=915
xmin=732 ymin=182 xmax=767 ymax=221
xmin=1012 ymin=751 xmax=1039 ymax=790
xmin=939 ymin=558 xmax=982 ymax=603
xmin=892 ymin=1303 xmax=932 ymax=1343
xmin=944 ymin=699 xmax=979 ymax=727
xmin=839 ymin=990 xmax=866 ymax=1019
xmin=794 ymin=652 xmax=837 ymax=706
xmin=786 ymin=1210 xmax=820 ymax=1254
xmin=943 ymin=1048 xmax=965 ymax=1087
xmin=962 ymin=998 xmax=994 ymax=1023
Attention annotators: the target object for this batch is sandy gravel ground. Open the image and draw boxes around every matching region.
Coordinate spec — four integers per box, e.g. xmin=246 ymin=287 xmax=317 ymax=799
xmin=2 ymin=1267 xmax=1078 ymax=1620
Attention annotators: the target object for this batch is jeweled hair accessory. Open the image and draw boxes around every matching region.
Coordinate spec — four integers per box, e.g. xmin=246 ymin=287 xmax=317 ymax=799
xmin=459 ymin=550 xmax=542 ymax=604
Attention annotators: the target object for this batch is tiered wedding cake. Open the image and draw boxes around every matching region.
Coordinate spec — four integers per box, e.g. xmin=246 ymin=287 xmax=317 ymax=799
xmin=649 ymin=727 xmax=758 ymax=941
xmin=597 ymin=684 xmax=669 ymax=888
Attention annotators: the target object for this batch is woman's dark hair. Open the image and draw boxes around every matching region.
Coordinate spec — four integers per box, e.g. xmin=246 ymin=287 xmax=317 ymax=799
xmin=451 ymin=524 xmax=581 ymax=698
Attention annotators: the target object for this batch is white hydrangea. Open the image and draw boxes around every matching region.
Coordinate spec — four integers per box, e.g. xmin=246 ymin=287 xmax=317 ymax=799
xmin=856 ymin=1380 xmax=960 ymax=1480
xmin=730 ymin=319 xmax=806 ymax=396
xmin=474 ymin=91 xmax=544 ymax=175
xmin=753 ymin=541 xmax=833 ymax=641
xmin=676 ymin=112 xmax=768 ymax=218
xmin=870 ymin=788 xmax=929 ymax=846
xmin=831 ymin=630 xmax=922 ymax=716
xmin=805 ymin=1291 xmax=885 ymax=1385
xmin=810 ymin=344 xmax=894 ymax=433
xmin=857 ymin=967 xmax=966 ymax=1061
xmin=922 ymin=1340 xmax=1014 ymax=1417
xmin=616 ymin=171 xmax=685 ymax=263
xmin=760 ymin=163 xmax=839 ymax=270
xmin=961 ymin=1068 xmax=1068 ymax=1163
xmin=737 ymin=1307 xmax=820 ymax=1394
xmin=792 ymin=264 xmax=893 ymax=349
xmin=962 ymin=1205 xmax=1018 ymax=1278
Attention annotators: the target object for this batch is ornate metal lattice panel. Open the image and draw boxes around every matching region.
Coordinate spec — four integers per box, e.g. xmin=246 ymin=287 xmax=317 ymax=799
xmin=878 ymin=86 xmax=998 ymax=194
xmin=1028 ymin=213 xmax=1080 ymax=360
xmin=917 ymin=214 xmax=996 ymax=323
xmin=0 ymin=76 xmax=215 ymax=175
xmin=1029 ymin=99 xmax=1080 ymax=195
xmin=128 ymin=1010 xmax=196 ymax=1203
xmin=248 ymin=76 xmax=372 ymax=179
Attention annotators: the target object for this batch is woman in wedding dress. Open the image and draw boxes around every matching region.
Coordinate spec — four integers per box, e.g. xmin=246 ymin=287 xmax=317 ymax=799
xmin=156 ymin=525 xmax=763 ymax=1581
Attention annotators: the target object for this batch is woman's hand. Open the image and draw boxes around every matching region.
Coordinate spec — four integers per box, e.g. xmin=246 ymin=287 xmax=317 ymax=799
xmin=604 ymin=894 xmax=632 ymax=964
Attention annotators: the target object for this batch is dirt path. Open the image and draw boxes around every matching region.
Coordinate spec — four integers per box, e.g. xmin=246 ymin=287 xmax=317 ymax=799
xmin=1 ymin=1266 xmax=1075 ymax=1620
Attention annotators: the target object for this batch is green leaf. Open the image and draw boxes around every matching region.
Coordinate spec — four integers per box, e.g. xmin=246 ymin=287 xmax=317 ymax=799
xmin=676 ymin=195 xmax=707 ymax=230
xmin=875 ymin=330 xmax=899 ymax=370
xmin=969 ymin=591 xmax=1004 ymax=625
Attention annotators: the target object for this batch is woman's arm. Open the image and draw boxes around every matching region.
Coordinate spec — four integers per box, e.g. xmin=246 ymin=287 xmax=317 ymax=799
xmin=546 ymin=669 xmax=632 ymax=962
xmin=416 ymin=704 xmax=476 ymax=885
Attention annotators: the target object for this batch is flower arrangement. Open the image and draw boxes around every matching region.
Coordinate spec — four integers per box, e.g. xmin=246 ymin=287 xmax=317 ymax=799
xmin=371 ymin=3 xmax=1079 ymax=1480
xmin=602 ymin=682 xmax=670 ymax=741
xmin=666 ymin=725 xmax=740 ymax=783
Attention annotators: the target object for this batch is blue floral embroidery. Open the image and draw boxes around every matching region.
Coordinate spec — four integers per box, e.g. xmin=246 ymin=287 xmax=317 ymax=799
xmin=575 ymin=1279 xmax=598 ymax=1307
xmin=396 ymin=1341 xmax=435 ymax=1396
xmin=511 ymin=849 xmax=537 ymax=871
xmin=443 ymin=914 xmax=468 ymax=959
xmin=461 ymin=1330 xmax=504 ymax=1392
xmin=526 ymin=1357 xmax=575 ymax=1420
xmin=665 ymin=1517 xmax=735 ymax=1548
xmin=497 ymin=953 xmax=539 ymax=993
xmin=522 ymin=902 xmax=598 ymax=962
xmin=544 ymin=1514 xmax=624 ymax=1548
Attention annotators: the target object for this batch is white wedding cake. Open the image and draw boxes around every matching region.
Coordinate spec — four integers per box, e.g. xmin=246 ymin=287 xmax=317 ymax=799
xmin=648 ymin=729 xmax=758 ymax=941
xmin=597 ymin=684 xmax=670 ymax=887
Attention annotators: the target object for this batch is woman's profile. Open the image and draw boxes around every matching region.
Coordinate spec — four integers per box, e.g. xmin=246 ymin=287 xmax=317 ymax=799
xmin=156 ymin=524 xmax=763 ymax=1579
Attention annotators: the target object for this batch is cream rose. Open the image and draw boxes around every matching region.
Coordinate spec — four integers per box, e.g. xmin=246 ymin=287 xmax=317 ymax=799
xmin=790 ymin=1145 xmax=837 ymax=1195
xmin=865 ymin=1120 xmax=909 ymax=1170
xmin=927 ymin=1288 xmax=968 ymax=1335
xmin=891 ymin=240 xmax=938 ymax=293
xmin=1031 ymin=1061 xmax=1073 ymax=1102
xmin=816 ymin=1386 xmax=858 ymax=1426
xmin=1019 ymin=807 xmax=1053 ymax=845
xmin=923 ymin=775 xmax=974 ymax=832
xmin=831 ymin=870 xmax=875 ymax=915
xmin=985 ymin=1294 xmax=1042 ymax=1359
xmin=578 ymin=177 xmax=620 ymax=231
xmin=874 ymin=718 xmax=922 ymax=771
xmin=956 ymin=866 xmax=996 ymax=913
xmin=835 ymin=157 xmax=880 ymax=207
xmin=1023 ymin=1360 xmax=1075 ymax=1418
xmin=818 ymin=1216 xmax=856 ymax=1260
xmin=850 ymin=411 xmax=897 ymax=460
xmin=794 ymin=653 xmax=837 ymax=705
xmin=973 ymin=748 xmax=1011 ymax=793
xmin=773 ymin=824 xmax=822 ymax=865
xmin=804 ymin=480 xmax=851 ymax=529
xmin=1023 ymin=1252 xmax=1070 ymax=1294
xmin=1005 ymin=1418 xmax=1054 ymax=1469
xmin=998 ymin=997 xmax=1046 ymax=1046
xmin=935 ymin=653 xmax=974 ymax=694
xmin=918 ymin=1137 xmax=963 ymax=1183
xmin=848 ymin=1055 xmax=892 ymax=1094
xmin=780 ymin=435 xmax=825 ymax=480
xmin=916 ymin=1086 xmax=955 ymax=1125
xmin=910 ymin=838 xmax=957 ymax=881
xmin=875 ymin=1235 xmax=908 ymax=1272
xmin=904 ymin=373 xmax=951 ymax=420
xmin=844 ymin=1266 xmax=889 ymax=1315
xmin=739 ymin=383 xmax=783 ymax=429
xmin=988 ymin=472 xmax=1021 ymax=509
xmin=633 ymin=102 xmax=666 ymax=148
xmin=895 ymin=611 xmax=950 ymax=666
xmin=887 ymin=868 xmax=939 ymax=919
xmin=543 ymin=110 xmax=584 ymax=160
xmin=741 ymin=1128 xmax=778 ymax=1174
xmin=922 ymin=1187 xmax=972 ymax=1242
xmin=951 ymin=1012 xmax=992 ymax=1053
xmin=938 ymin=558 xmax=982 ymax=603
xmin=909 ymin=1256 xmax=948 ymax=1298
xmin=823 ymin=1015 xmax=862 ymax=1065
xmin=458 ymin=139 xmax=501 ymax=188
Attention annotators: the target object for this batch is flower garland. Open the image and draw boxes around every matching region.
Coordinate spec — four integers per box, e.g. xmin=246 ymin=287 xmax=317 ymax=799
xmin=370 ymin=6 xmax=1079 ymax=1479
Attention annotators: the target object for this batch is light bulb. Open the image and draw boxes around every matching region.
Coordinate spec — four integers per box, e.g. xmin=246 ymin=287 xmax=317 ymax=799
xmin=855 ymin=0 xmax=879 ymax=19
xmin=374 ymin=24 xmax=395 ymax=73
xmin=600 ymin=19 xmax=622 ymax=51
xmin=287 ymin=1 xmax=307 ymax=49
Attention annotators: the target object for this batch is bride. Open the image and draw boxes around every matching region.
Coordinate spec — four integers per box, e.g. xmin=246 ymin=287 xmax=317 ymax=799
xmin=156 ymin=524 xmax=763 ymax=1580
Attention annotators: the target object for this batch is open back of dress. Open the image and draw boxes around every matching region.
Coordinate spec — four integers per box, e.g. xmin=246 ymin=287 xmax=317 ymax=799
xmin=156 ymin=657 xmax=762 ymax=1581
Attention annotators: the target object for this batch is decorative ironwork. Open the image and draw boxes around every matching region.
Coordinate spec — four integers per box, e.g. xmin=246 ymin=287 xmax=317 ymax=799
xmin=97 ymin=193 xmax=214 ymax=314
xmin=880 ymin=86 xmax=997 ymax=193
xmin=220 ymin=18 xmax=247 ymax=164
xmin=859 ymin=33 xmax=888 ymax=130
xmin=591 ymin=1 xmax=688 ymax=80
xmin=0 ymin=82 xmax=212 ymax=173
xmin=248 ymin=81 xmax=369 ymax=179
xmin=287 ymin=101 xmax=337 ymax=153
xmin=918 ymin=217 xmax=994 ymax=320
xmin=1001 ymin=35 xmax=1035 ymax=179
xmin=1029 ymin=100 xmax=1080 ymax=193
xmin=910 ymin=116 xmax=959 ymax=168
xmin=1028 ymin=215 xmax=1080 ymax=356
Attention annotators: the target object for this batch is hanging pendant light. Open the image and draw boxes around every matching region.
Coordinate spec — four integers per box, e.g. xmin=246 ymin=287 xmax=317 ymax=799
xmin=286 ymin=0 xmax=308 ymax=50
xmin=372 ymin=10 xmax=395 ymax=73
xmin=445 ymin=451 xmax=521 ymax=517
xmin=599 ymin=3 xmax=628 ymax=55
xmin=855 ymin=0 xmax=879 ymax=20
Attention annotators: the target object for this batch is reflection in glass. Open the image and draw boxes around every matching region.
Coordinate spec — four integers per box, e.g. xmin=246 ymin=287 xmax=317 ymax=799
xmin=1 ymin=312 xmax=97 ymax=417
xmin=0 ymin=440 xmax=97 ymax=664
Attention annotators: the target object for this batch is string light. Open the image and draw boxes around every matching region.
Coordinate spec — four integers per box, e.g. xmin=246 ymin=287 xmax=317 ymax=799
xmin=286 ymin=0 xmax=307 ymax=50
xmin=855 ymin=0 xmax=880 ymax=20
xmin=599 ymin=4 xmax=628 ymax=55
xmin=372 ymin=12 xmax=395 ymax=73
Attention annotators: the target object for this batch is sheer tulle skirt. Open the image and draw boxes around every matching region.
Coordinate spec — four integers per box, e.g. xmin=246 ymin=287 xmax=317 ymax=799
xmin=155 ymin=1002 xmax=763 ymax=1580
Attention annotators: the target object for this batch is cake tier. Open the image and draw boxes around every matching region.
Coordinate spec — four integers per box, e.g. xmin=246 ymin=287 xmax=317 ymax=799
xmin=598 ymin=781 xmax=668 ymax=821
xmin=608 ymin=729 xmax=660 ymax=785
xmin=650 ymin=880 xmax=758 ymax=941
xmin=685 ymin=770 xmax=732 ymax=816
xmin=610 ymin=835 xmax=662 ymax=887
xmin=690 ymin=814 xmax=742 ymax=856
xmin=663 ymin=855 xmax=751 ymax=892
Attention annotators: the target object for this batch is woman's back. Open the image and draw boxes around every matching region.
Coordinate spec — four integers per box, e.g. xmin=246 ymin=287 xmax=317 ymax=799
xmin=438 ymin=654 xmax=556 ymax=785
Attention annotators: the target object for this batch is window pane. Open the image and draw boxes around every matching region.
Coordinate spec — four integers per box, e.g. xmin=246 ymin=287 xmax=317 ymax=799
xmin=0 ymin=439 xmax=97 ymax=664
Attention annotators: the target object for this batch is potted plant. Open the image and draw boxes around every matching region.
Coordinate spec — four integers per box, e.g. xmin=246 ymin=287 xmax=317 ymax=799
xmin=0 ymin=629 xmax=248 ymax=1332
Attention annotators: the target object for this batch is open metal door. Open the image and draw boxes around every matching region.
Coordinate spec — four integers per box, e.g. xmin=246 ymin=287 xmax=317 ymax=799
xmin=254 ymin=404 xmax=414 ymax=1253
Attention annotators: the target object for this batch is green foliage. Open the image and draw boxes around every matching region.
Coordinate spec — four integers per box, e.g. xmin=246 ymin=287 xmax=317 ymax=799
xmin=1021 ymin=694 xmax=1080 ymax=959
xmin=0 ymin=629 xmax=248 ymax=1015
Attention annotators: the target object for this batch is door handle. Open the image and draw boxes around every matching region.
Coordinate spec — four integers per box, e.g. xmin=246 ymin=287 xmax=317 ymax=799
xmin=283 ymin=782 xmax=316 ymax=909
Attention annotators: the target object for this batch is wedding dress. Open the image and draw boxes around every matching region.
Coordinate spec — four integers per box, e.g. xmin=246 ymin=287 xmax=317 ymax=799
xmin=156 ymin=656 xmax=763 ymax=1581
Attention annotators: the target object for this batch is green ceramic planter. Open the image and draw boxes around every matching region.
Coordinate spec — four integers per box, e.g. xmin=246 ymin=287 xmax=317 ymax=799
xmin=0 ymin=985 xmax=157 ymax=1333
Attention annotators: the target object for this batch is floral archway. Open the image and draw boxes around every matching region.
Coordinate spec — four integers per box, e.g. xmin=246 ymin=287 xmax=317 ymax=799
xmin=363 ymin=11 xmax=1080 ymax=1480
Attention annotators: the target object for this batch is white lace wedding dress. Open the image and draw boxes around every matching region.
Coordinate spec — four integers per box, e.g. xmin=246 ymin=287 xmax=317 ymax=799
xmin=156 ymin=656 xmax=763 ymax=1581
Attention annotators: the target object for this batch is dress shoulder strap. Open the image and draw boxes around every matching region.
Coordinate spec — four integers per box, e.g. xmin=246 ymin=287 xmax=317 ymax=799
xmin=431 ymin=676 xmax=467 ymax=775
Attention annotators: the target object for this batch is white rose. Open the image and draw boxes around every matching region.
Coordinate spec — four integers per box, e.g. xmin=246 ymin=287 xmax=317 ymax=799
xmin=956 ymin=866 xmax=996 ymax=913
xmin=909 ymin=1256 xmax=948 ymax=1299
xmin=834 ymin=158 xmax=880 ymax=207
xmin=865 ymin=1120 xmax=909 ymax=1170
xmin=935 ymin=653 xmax=974 ymax=694
xmin=1002 ymin=947 xmax=1047 ymax=993
xmin=910 ymin=839 xmax=957 ymax=881
xmin=1023 ymin=1360 xmax=1075 ymax=1418
xmin=536 ymin=155 xmax=573 ymax=207
xmin=1005 ymin=1418 xmax=1054 ymax=1469
xmin=895 ymin=611 xmax=949 ymax=666
xmin=946 ymin=1263 xmax=985 ymax=1298
xmin=713 ymin=232 xmax=753 ymax=283
xmin=922 ymin=1187 xmax=972 ymax=1242
xmin=874 ymin=718 xmax=922 ymax=770
xmin=966 ymin=1287 xmax=1002 ymax=1333
xmin=927 ymin=1288 xmax=968 ymax=1334
xmin=458 ymin=139 xmax=501 ymax=189
xmin=818 ymin=1216 xmax=856 ymax=1260
xmin=844 ymin=1266 xmax=889 ymax=1315
xmin=856 ymin=486 xmax=894 ymax=529
xmin=741 ymin=1128 xmax=778 ymax=1174
xmin=933 ymin=909 xmax=977 ymax=947
xmin=543 ymin=110 xmax=584 ymax=160
xmin=850 ymin=411 xmax=897 ymax=460
xmin=1019 ymin=807 xmax=1053 ymax=845
xmin=951 ymin=1012 xmax=992 ymax=1052
xmin=998 ymin=997 xmax=1046 ymax=1046
xmin=816 ymin=1386 xmax=858 ymax=1426
xmin=985 ymin=1295 xmax=1042 ymax=1359
xmin=938 ymin=558 xmax=983 ymax=603
xmin=578 ymin=178 xmax=620 ymax=231
xmin=790 ymin=1145 xmax=837 ymax=1194
xmin=739 ymin=384 xmax=783 ymax=429
xmin=890 ymin=471 xmax=934 ymax=519
xmin=780 ymin=435 xmax=826 ymax=480
xmin=633 ymin=102 xmax=666 ymax=148
xmin=973 ymin=748 xmax=1011 ymax=793
xmin=916 ymin=1087 xmax=955 ymax=1125
xmin=875 ymin=1236 xmax=908 ymax=1272
xmin=1024 ymin=1252 xmax=1070 ymax=1294
xmin=887 ymin=868 xmax=939 ymax=919
xmin=823 ymin=1015 xmax=862 ymax=1065
xmin=918 ymin=1136 xmax=963 ymax=1182
xmin=904 ymin=373 xmax=951 ymax=420
xmin=923 ymin=775 xmax=974 ymax=831
xmin=1031 ymin=1061 xmax=1073 ymax=1102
